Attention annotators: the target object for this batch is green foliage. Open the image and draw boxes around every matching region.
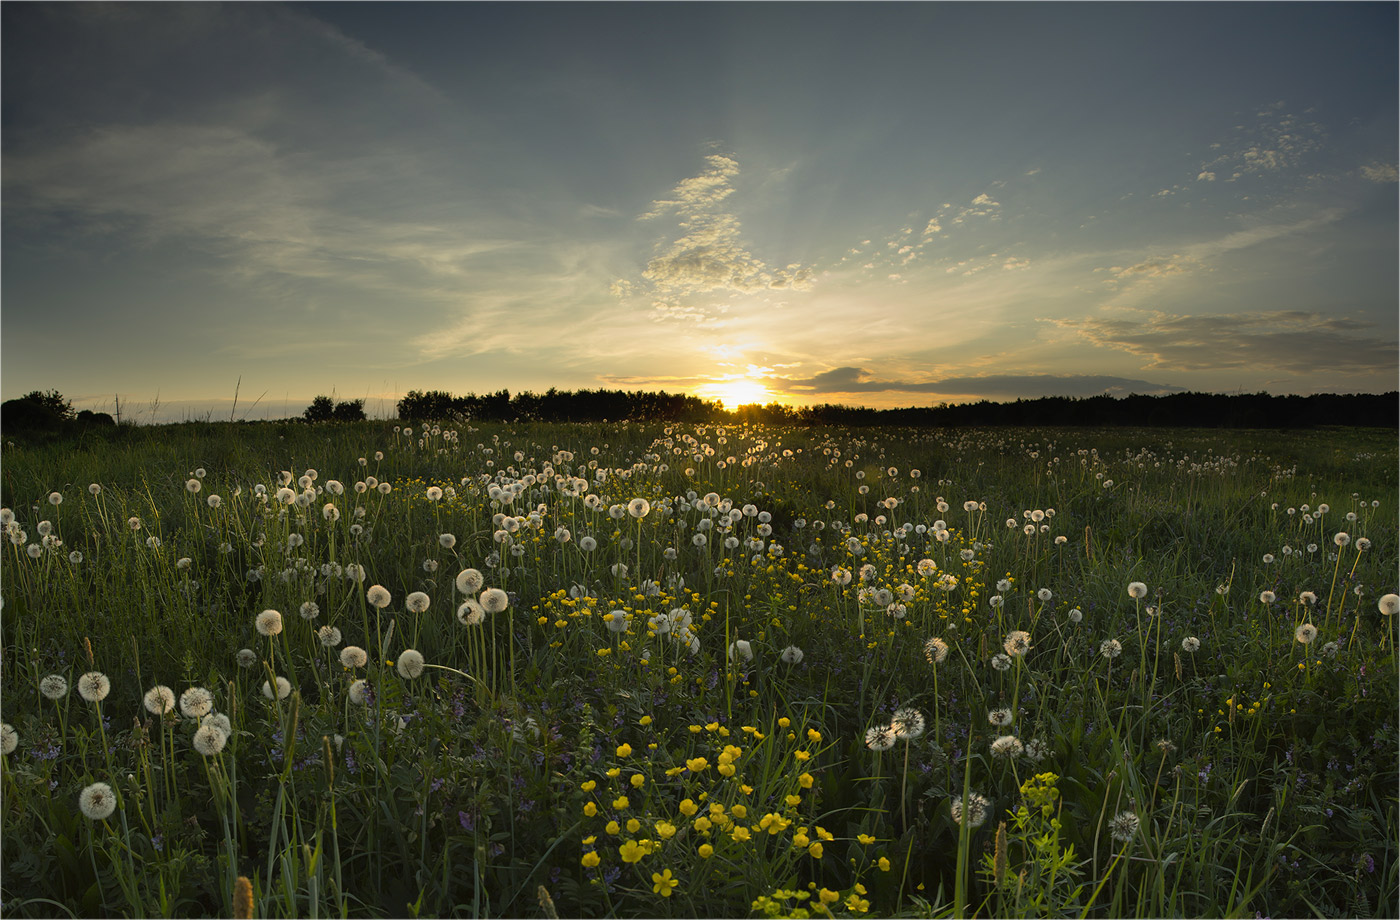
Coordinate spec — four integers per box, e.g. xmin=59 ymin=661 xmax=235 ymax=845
xmin=0 ymin=421 xmax=1394 ymax=918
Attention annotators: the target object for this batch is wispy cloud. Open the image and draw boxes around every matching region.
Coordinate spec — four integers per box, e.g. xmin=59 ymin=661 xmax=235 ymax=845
xmin=1360 ymin=162 xmax=1398 ymax=183
xmin=626 ymin=154 xmax=812 ymax=320
xmin=771 ymin=366 xmax=1184 ymax=399
xmin=1197 ymin=102 xmax=1326 ymax=183
xmin=1058 ymin=309 xmax=1397 ymax=373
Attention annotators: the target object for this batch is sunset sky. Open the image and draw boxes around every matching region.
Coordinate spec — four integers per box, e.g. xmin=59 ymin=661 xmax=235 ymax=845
xmin=3 ymin=2 xmax=1396 ymax=420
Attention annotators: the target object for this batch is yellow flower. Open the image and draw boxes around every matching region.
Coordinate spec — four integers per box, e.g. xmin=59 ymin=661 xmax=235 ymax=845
xmin=605 ymin=820 xmax=621 ymax=835
xmin=606 ymin=767 xmax=621 ymax=778
xmin=626 ymin=817 xmax=641 ymax=833
xmin=718 ymin=763 xmax=736 ymax=777
xmin=807 ymin=728 xmax=822 ymax=743
xmin=630 ymin=773 xmax=645 ymax=788
xmin=706 ymin=722 xmax=719 ymax=732
xmin=879 ymin=856 xmax=891 ymax=871
xmin=652 ymin=868 xmax=678 ymax=897
xmin=819 ymin=888 xmax=840 ymax=905
xmin=809 ymin=842 xmax=824 ymax=859
xmin=584 ymin=802 xmax=598 ymax=817
xmin=785 ymin=794 xmax=802 ymax=807
xmin=732 ymin=826 xmax=752 ymax=842
xmin=583 ymin=835 xmax=597 ymax=845
xmin=709 ymin=802 xmax=726 ymax=817
xmin=613 ymin=795 xmax=630 ymax=810
xmin=794 ymin=750 xmax=810 ymax=761
xmin=815 ymin=826 xmax=834 ymax=841
xmin=619 ymin=839 xmax=645 ymax=863
xmin=731 ymin=803 xmax=748 ymax=819
xmin=581 ymin=780 xmax=597 ymax=792
xmin=694 ymin=816 xmax=713 ymax=833
xmin=857 ymin=833 xmax=876 ymax=845
xmin=698 ymin=843 xmax=714 ymax=859
xmin=688 ymin=724 xmax=702 ymax=734
xmin=639 ymin=715 xmax=652 ymax=726
xmin=798 ymin=772 xmax=814 ymax=789
xmin=617 ymin=743 xmax=632 ymax=757
xmin=655 ymin=821 xmax=677 ymax=840
xmin=580 ymin=851 xmax=600 ymax=868
xmin=845 ymin=894 xmax=869 ymax=913
xmin=778 ymin=717 xmax=791 ymax=728
xmin=740 ymin=784 xmax=754 ymax=794
xmin=679 ymin=798 xmax=698 ymax=817
xmin=686 ymin=757 xmax=709 ymax=773
xmin=793 ymin=832 xmax=810 ymax=848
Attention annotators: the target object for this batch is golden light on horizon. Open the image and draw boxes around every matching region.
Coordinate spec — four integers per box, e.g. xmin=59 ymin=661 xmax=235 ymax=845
xmin=700 ymin=377 xmax=779 ymax=409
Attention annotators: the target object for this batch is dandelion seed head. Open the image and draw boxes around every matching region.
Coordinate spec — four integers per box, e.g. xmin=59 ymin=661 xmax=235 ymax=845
xmin=1110 ymin=810 xmax=1140 ymax=843
xmin=255 ymin=609 xmax=283 ymax=636
xmin=40 ymin=674 xmax=69 ymax=700
xmin=366 ymin=585 xmax=393 ymax=609
xmin=262 ymin=676 xmax=292 ymax=700
xmin=924 ymin=636 xmax=949 ymax=665
xmin=865 ymin=725 xmax=896 ymax=751
xmin=1099 ymin=639 xmax=1123 ymax=659
xmin=1379 ymin=594 xmax=1400 ymax=616
xmin=143 ymin=685 xmax=175 ymax=716
xmin=1 ymin=723 xmax=16 ymax=755
xmin=480 ymin=588 xmax=509 ymax=614
xmin=79 ymin=782 xmax=117 ymax=820
xmin=892 ymin=707 xmax=925 ymax=740
xmin=988 ymin=708 xmax=1014 ymax=727
xmin=179 ymin=687 xmax=214 ymax=719
xmin=951 ymin=793 xmax=989 ymax=828
xmin=1003 ymin=630 xmax=1032 ymax=657
xmin=236 ymin=649 xmax=258 ymax=668
xmin=340 ymin=646 xmax=368 ymax=669
xmin=1295 ymin=623 xmax=1318 ymax=645
xmin=1181 ymin=636 xmax=1200 ymax=652
xmin=396 ymin=649 xmax=425 ymax=679
xmin=990 ymin=735 xmax=1023 ymax=759
xmin=1127 ymin=582 xmax=1148 ymax=599
xmin=405 ymin=592 xmax=431 ymax=614
xmin=193 ymin=723 xmax=227 ymax=756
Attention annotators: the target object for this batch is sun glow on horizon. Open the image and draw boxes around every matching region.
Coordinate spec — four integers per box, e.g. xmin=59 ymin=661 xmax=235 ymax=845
xmin=700 ymin=377 xmax=781 ymax=409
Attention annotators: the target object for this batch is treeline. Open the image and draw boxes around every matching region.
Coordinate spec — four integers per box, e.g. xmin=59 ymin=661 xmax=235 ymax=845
xmin=399 ymin=388 xmax=1398 ymax=429
xmin=397 ymin=388 xmax=725 ymax=423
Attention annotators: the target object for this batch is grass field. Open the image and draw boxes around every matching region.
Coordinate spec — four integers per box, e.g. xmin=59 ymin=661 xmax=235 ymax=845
xmin=1 ymin=420 xmax=1395 ymax=918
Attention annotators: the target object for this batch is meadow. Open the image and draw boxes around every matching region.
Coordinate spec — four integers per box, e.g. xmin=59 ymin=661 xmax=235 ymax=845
xmin=0 ymin=419 xmax=1395 ymax=918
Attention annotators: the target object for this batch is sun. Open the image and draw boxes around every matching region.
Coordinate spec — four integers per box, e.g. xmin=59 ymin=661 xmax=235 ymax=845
xmin=704 ymin=378 xmax=775 ymax=409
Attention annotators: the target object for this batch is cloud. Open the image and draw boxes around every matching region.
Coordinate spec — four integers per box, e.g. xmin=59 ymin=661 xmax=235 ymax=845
xmin=1058 ymin=310 xmax=1397 ymax=373
xmin=772 ymin=366 xmax=1184 ymax=399
xmin=1197 ymin=104 xmax=1325 ymax=182
xmin=1360 ymin=162 xmax=1398 ymax=183
xmin=1104 ymin=254 xmax=1194 ymax=280
xmin=633 ymin=154 xmax=812 ymax=305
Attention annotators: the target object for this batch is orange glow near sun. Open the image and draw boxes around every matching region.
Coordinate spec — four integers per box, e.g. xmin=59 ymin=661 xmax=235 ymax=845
xmin=703 ymin=377 xmax=776 ymax=409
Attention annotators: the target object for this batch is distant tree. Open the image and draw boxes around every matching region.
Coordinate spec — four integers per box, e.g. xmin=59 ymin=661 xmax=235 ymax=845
xmin=0 ymin=389 xmax=75 ymax=433
xmin=332 ymin=398 xmax=367 ymax=422
xmin=304 ymin=395 xmax=336 ymax=423
xmin=76 ymin=409 xmax=116 ymax=427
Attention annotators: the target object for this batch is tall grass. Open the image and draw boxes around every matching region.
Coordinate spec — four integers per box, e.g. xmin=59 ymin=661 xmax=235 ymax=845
xmin=1 ymin=420 xmax=1395 ymax=918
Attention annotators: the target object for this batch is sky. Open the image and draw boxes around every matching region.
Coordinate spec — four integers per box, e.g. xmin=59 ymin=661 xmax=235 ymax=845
xmin=3 ymin=2 xmax=1397 ymax=421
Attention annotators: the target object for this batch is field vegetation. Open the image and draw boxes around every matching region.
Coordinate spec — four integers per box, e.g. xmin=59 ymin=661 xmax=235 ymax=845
xmin=1 ymin=419 xmax=1395 ymax=918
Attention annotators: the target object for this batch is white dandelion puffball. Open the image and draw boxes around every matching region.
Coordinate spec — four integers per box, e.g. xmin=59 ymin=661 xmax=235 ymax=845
xmin=185 ymin=478 xmax=201 ymax=494
xmin=865 ymin=724 xmax=896 ymax=751
xmin=78 ymin=671 xmax=111 ymax=702
xmin=1036 ymin=588 xmax=1053 ymax=602
xmin=1003 ymin=630 xmax=1032 ymax=658
xmin=603 ymin=610 xmax=629 ymax=633
xmin=255 ymin=609 xmax=283 ymax=636
xmin=1067 ymin=608 xmax=1083 ymax=623
xmin=480 ymin=588 xmax=509 ymax=614
xmin=366 ymin=585 xmax=393 ymax=609
xmin=991 ymin=653 xmax=1012 ymax=672
xmin=79 ymin=782 xmax=118 ymax=821
xmin=340 ymin=646 xmax=368 ymax=669
xmin=455 ymin=568 xmax=485 ymax=594
xmin=48 ymin=491 xmax=63 ymax=506
xmin=1099 ymin=639 xmax=1123 ymax=659
xmin=262 ymin=676 xmax=292 ymax=700
xmin=990 ymin=735 xmax=1024 ymax=759
xmin=40 ymin=674 xmax=69 ymax=700
xmin=457 ymin=600 xmax=485 ymax=626
xmin=299 ymin=601 xmax=320 ymax=621
xmin=396 ymin=649 xmax=425 ymax=679
xmin=951 ymin=793 xmax=989 ymax=828
xmin=426 ymin=486 xmax=443 ymax=501
xmin=892 ymin=707 xmax=925 ymax=740
xmin=1295 ymin=623 xmax=1318 ymax=645
xmin=1127 ymin=582 xmax=1148 ymax=599
xmin=405 ymin=592 xmax=431 ymax=614
xmin=924 ymin=637 xmax=949 ymax=665
xmin=1298 ymin=591 xmax=1317 ymax=606
xmin=348 ymin=679 xmax=369 ymax=705
xmin=317 ymin=625 xmax=342 ymax=647
xmin=236 ymin=649 xmax=258 ymax=668
xmin=1259 ymin=591 xmax=1276 ymax=605
xmin=144 ymin=685 xmax=175 ymax=716
xmin=1379 ymin=594 xmax=1400 ymax=616
xmin=439 ymin=533 xmax=456 ymax=549
xmin=579 ymin=535 xmax=597 ymax=552
xmin=1110 ymin=810 xmax=1140 ymax=843
xmin=781 ymin=645 xmax=804 ymax=665
xmin=1 ymin=723 xmax=16 ymax=755
xmin=179 ymin=687 xmax=214 ymax=719
xmin=192 ymin=724 xmax=228 ymax=756
xmin=627 ymin=498 xmax=651 ymax=519
xmin=988 ymin=708 xmax=1014 ymax=727
xmin=728 ymin=639 xmax=754 ymax=662
xmin=1181 ymin=636 xmax=1200 ymax=652
xmin=202 ymin=712 xmax=232 ymax=737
